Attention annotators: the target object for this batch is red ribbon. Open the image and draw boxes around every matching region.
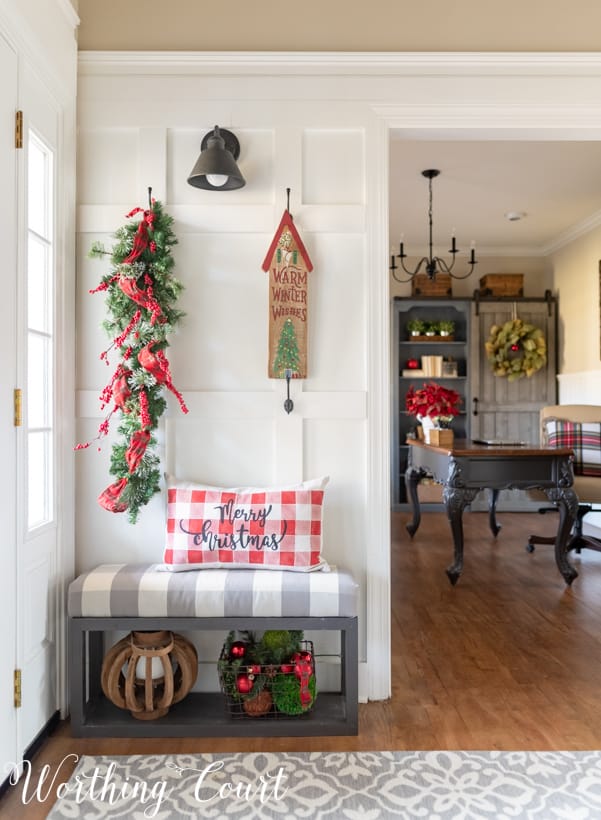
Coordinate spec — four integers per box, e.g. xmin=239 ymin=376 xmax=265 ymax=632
xmin=118 ymin=276 xmax=162 ymax=325
xmin=97 ymin=477 xmax=129 ymax=513
xmin=294 ymin=660 xmax=313 ymax=706
xmin=138 ymin=343 xmax=189 ymax=414
xmin=125 ymin=430 xmax=151 ymax=473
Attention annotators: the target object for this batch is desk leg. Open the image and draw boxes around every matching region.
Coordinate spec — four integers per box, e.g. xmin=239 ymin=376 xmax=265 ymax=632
xmin=443 ymin=486 xmax=479 ymax=585
xmin=545 ymin=486 xmax=579 ymax=584
xmin=405 ymin=466 xmax=426 ymax=537
xmin=488 ymin=489 xmax=501 ymax=536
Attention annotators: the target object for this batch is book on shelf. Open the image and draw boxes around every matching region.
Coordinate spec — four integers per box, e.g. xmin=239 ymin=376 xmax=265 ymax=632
xmin=402 ymin=369 xmax=425 ymax=377
xmin=421 ymin=355 xmax=443 ymax=377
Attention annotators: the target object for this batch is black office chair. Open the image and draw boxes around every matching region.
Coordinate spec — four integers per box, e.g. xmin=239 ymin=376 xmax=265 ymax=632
xmin=527 ymin=404 xmax=601 ymax=554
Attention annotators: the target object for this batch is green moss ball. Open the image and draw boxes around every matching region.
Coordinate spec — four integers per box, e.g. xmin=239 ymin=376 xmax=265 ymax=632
xmin=272 ymin=673 xmax=316 ymax=715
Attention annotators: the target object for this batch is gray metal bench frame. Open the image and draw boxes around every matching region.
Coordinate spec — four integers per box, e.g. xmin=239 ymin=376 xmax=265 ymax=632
xmin=69 ymin=614 xmax=358 ymax=737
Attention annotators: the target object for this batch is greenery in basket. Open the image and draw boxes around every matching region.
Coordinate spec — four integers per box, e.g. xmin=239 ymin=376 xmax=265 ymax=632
xmin=424 ymin=320 xmax=439 ymax=335
xmin=218 ymin=630 xmax=316 ymax=714
xmin=272 ymin=673 xmax=317 ymax=714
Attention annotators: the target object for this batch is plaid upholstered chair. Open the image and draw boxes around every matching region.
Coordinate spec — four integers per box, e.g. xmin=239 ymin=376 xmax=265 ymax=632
xmin=527 ymin=404 xmax=601 ymax=554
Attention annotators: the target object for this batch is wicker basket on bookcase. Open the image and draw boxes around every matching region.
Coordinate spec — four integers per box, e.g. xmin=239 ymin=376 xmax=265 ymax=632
xmin=479 ymin=274 xmax=524 ymax=297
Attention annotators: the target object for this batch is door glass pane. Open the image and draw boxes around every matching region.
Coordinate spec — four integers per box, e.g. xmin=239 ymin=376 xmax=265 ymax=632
xmin=28 ymin=431 xmax=50 ymax=529
xmin=27 ymin=334 xmax=49 ymax=429
xmin=28 ymin=137 xmax=46 ymax=238
xmin=27 ymin=131 xmax=54 ymax=530
xmin=27 ymin=235 xmax=49 ymax=333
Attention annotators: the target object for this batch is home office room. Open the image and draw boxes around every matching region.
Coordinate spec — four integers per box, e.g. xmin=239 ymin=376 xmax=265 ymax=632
xmin=3 ymin=0 xmax=601 ymax=817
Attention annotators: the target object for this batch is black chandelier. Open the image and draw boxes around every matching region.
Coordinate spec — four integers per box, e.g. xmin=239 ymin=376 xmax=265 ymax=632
xmin=390 ymin=169 xmax=477 ymax=282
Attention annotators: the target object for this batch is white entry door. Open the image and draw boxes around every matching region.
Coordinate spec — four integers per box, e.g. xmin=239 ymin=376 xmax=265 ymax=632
xmin=15 ymin=65 xmax=60 ymax=756
xmin=0 ymin=30 xmax=19 ymax=772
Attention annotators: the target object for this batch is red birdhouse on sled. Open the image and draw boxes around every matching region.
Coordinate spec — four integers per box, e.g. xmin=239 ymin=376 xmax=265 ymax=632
xmin=262 ymin=210 xmax=313 ymax=379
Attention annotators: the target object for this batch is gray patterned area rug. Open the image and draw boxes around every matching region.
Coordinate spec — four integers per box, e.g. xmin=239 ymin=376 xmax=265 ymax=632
xmin=44 ymin=750 xmax=601 ymax=819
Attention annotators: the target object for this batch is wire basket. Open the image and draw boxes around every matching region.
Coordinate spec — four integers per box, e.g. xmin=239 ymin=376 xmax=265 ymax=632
xmin=218 ymin=640 xmax=316 ymax=719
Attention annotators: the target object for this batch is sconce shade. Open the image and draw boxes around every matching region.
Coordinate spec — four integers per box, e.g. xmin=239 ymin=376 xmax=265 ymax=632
xmin=187 ymin=125 xmax=246 ymax=190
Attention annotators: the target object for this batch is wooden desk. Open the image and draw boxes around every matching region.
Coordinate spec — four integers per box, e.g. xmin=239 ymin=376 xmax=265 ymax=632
xmin=405 ymin=439 xmax=578 ymax=585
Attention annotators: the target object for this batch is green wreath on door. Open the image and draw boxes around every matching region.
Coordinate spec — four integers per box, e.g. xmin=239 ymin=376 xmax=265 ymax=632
xmin=485 ymin=318 xmax=547 ymax=382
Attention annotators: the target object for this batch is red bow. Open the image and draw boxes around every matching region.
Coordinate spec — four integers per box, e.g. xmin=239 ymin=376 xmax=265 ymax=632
xmin=293 ymin=655 xmax=314 ymax=706
xmin=97 ymin=477 xmax=129 ymax=513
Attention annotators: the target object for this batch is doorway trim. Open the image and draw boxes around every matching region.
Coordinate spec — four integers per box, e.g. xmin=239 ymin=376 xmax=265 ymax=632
xmin=367 ymin=56 xmax=601 ymax=700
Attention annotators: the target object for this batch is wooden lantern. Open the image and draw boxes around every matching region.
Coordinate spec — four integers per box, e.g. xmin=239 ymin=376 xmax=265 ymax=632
xmin=101 ymin=630 xmax=198 ymax=720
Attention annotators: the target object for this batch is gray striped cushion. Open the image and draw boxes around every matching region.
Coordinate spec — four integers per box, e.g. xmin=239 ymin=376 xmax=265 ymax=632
xmin=68 ymin=563 xmax=358 ymax=618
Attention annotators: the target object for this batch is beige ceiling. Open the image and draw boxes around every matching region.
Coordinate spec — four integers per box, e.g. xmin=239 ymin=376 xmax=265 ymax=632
xmin=389 ymin=138 xmax=601 ymax=257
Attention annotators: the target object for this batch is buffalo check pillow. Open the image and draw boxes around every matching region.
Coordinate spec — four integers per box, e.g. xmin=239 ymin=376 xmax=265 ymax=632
xmin=161 ymin=476 xmax=329 ymax=572
xmin=544 ymin=419 xmax=601 ymax=477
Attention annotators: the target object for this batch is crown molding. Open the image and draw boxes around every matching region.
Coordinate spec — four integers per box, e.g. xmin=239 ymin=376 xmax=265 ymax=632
xmin=77 ymin=50 xmax=601 ymax=76
xmin=541 ymin=208 xmax=601 ymax=255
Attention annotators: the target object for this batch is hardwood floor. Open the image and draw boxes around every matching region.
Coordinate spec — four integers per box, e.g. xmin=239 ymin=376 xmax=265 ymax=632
xmin=4 ymin=509 xmax=601 ymax=817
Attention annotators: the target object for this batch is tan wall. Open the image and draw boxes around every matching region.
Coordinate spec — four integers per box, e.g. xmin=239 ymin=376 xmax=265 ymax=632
xmin=551 ymin=229 xmax=601 ymax=374
xmin=77 ymin=0 xmax=601 ymax=52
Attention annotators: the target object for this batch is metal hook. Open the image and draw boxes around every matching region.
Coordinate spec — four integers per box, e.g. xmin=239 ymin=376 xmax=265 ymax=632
xmin=284 ymin=369 xmax=294 ymax=414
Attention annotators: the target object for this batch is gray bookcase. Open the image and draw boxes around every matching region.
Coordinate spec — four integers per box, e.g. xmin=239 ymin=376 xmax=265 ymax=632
xmin=391 ymin=292 xmax=558 ymax=512
xmin=392 ymin=297 xmax=471 ymax=510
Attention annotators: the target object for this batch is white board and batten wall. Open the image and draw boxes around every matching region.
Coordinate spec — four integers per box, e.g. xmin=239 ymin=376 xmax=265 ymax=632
xmin=75 ymin=62 xmax=379 ymax=698
xmin=76 ymin=53 xmax=601 ymax=704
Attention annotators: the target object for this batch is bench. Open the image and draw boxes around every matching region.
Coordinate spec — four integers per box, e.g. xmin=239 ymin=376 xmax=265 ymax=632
xmin=68 ymin=563 xmax=359 ymax=737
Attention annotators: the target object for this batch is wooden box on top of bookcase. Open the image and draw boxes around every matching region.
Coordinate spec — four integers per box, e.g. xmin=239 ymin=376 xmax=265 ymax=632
xmin=411 ymin=274 xmax=452 ymax=297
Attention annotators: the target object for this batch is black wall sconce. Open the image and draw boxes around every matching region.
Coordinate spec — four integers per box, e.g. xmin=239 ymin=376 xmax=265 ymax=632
xmin=284 ymin=369 xmax=294 ymax=414
xmin=187 ymin=125 xmax=246 ymax=191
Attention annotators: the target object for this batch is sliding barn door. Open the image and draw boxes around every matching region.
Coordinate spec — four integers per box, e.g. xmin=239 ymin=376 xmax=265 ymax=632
xmin=470 ymin=296 xmax=557 ymax=511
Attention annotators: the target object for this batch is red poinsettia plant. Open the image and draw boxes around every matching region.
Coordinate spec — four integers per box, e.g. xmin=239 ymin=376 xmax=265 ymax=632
xmin=405 ymin=382 xmax=462 ymax=421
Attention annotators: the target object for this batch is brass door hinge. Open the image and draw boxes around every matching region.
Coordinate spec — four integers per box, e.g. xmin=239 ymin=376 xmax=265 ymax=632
xmin=15 ymin=110 xmax=23 ymax=149
xmin=14 ymin=669 xmax=21 ymax=708
xmin=14 ymin=389 xmax=22 ymax=427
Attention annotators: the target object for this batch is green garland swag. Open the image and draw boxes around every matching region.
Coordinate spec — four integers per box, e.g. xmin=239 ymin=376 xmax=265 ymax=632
xmin=485 ymin=318 xmax=547 ymax=382
xmin=75 ymin=192 xmax=187 ymax=523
